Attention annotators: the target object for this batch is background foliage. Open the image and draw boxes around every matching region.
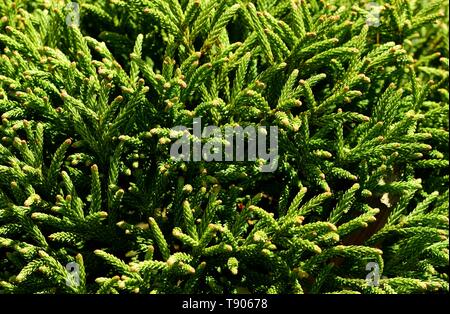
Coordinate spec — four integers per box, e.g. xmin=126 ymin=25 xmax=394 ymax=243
xmin=0 ymin=0 xmax=448 ymax=294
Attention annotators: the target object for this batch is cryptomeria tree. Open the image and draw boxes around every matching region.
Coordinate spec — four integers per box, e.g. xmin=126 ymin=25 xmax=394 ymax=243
xmin=0 ymin=0 xmax=448 ymax=294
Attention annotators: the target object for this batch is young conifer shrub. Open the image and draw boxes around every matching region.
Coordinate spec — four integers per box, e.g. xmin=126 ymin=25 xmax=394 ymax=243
xmin=0 ymin=0 xmax=448 ymax=294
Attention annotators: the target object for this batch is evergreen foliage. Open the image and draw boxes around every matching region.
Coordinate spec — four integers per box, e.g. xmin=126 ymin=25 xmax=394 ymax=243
xmin=0 ymin=0 xmax=448 ymax=294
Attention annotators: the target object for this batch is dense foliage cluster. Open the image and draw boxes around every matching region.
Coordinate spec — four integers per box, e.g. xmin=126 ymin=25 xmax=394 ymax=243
xmin=0 ymin=0 xmax=448 ymax=294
